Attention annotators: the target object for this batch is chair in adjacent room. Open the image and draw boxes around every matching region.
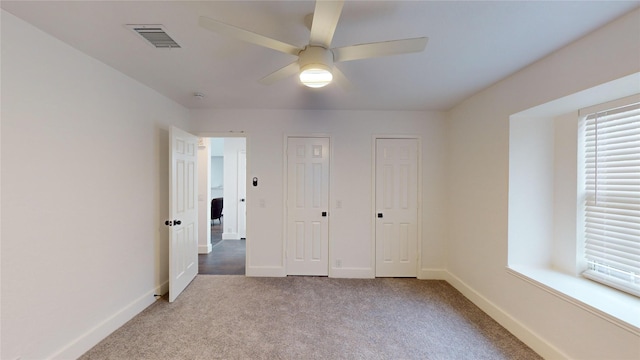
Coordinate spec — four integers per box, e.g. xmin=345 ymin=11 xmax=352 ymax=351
xmin=211 ymin=197 xmax=223 ymax=225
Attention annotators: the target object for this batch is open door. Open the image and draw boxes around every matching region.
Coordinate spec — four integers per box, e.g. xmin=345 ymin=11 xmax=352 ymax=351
xmin=168 ymin=126 xmax=198 ymax=302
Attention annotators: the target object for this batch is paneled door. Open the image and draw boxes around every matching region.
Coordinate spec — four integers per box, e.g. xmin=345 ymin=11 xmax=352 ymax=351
xmin=375 ymin=138 xmax=419 ymax=277
xmin=286 ymin=137 xmax=330 ymax=276
xmin=169 ymin=126 xmax=198 ymax=302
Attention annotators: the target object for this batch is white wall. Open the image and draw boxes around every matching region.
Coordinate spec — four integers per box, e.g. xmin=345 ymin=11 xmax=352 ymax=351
xmin=508 ymin=116 xmax=555 ymax=267
xmin=210 ymin=137 xmax=224 ymax=156
xmin=210 ymin=138 xmax=224 ymax=198
xmin=552 ymin=111 xmax=580 ymax=275
xmin=190 ymin=110 xmax=447 ymax=278
xmin=1 ymin=10 xmax=190 ymax=360
xmin=447 ymin=8 xmax=640 ymax=359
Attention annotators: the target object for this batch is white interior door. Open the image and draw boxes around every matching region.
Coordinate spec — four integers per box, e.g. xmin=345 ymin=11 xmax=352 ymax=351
xmin=375 ymin=138 xmax=419 ymax=277
xmin=169 ymin=126 xmax=198 ymax=302
xmin=287 ymin=137 xmax=330 ymax=276
xmin=238 ymin=150 xmax=247 ymax=239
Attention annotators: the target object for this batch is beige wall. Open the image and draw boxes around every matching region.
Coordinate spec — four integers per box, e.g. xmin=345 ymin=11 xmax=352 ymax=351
xmin=189 ymin=109 xmax=448 ymax=278
xmin=1 ymin=10 xmax=190 ymax=359
xmin=446 ymin=8 xmax=640 ymax=359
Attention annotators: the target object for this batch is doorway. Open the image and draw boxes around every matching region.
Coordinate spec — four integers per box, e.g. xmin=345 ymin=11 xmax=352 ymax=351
xmin=198 ymin=136 xmax=247 ymax=275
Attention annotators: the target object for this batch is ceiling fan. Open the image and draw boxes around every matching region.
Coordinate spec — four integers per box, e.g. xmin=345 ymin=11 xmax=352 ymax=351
xmin=199 ymin=0 xmax=428 ymax=89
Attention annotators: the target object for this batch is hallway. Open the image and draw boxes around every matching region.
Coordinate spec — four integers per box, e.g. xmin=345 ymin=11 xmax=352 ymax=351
xmin=198 ymin=220 xmax=246 ymax=275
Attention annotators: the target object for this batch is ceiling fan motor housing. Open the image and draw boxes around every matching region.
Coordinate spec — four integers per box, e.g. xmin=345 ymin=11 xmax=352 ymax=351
xmin=298 ymin=46 xmax=334 ymax=73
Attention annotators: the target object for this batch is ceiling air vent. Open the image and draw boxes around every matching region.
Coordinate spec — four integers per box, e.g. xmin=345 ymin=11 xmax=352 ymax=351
xmin=127 ymin=25 xmax=181 ymax=49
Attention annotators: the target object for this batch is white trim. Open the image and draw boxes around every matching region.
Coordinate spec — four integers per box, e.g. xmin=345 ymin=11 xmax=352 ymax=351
xmin=245 ymin=266 xmax=286 ymax=277
xmin=194 ymin=132 xmax=251 ymax=276
xmin=49 ymin=283 xmax=164 ymax=359
xmin=418 ymin=268 xmax=447 ymax=280
xmin=198 ymin=243 xmax=212 ymax=254
xmin=370 ymin=136 xmax=377 ymax=274
xmin=444 ymin=272 xmax=568 ymax=360
xmin=157 ymin=280 xmax=169 ymax=296
xmin=281 ymin=134 xmax=288 ymax=275
xmin=331 ymin=267 xmax=375 ymax=279
xmin=222 ymin=232 xmax=239 ymax=240
xmin=507 ymin=265 xmax=640 ymax=335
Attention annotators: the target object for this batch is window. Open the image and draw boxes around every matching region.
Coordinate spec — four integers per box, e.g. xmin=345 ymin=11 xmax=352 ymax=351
xmin=582 ymin=101 xmax=640 ymax=297
xmin=508 ymin=78 xmax=640 ymax=331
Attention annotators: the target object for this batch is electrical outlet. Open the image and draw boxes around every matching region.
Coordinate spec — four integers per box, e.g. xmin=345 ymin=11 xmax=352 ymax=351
xmin=335 ymin=259 xmax=342 ymax=268
xmin=336 ymin=200 xmax=342 ymax=209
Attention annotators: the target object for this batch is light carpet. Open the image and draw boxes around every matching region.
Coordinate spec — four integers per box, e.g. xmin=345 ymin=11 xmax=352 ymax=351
xmin=80 ymin=276 xmax=542 ymax=359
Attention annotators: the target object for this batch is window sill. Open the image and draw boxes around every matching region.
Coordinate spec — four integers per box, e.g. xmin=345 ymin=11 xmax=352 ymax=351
xmin=507 ymin=265 xmax=640 ymax=335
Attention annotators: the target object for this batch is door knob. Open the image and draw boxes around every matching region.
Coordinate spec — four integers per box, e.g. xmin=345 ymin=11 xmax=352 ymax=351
xmin=377 ymin=213 xmax=383 ymax=218
xmin=165 ymin=220 xmax=172 ymax=226
xmin=173 ymin=220 xmax=182 ymax=225
xmin=240 ymin=198 xmax=246 ymax=202
xmin=322 ymin=211 xmax=327 ymax=217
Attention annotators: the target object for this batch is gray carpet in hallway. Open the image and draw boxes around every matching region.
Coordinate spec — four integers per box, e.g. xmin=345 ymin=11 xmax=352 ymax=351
xmin=80 ymin=276 xmax=541 ymax=360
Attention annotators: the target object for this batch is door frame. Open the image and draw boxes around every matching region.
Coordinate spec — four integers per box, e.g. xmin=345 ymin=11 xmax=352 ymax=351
xmin=371 ymin=135 xmax=422 ymax=277
xmin=195 ymin=132 xmax=249 ymax=271
xmin=238 ymin=150 xmax=247 ymax=239
xmin=283 ymin=134 xmax=333 ymax=276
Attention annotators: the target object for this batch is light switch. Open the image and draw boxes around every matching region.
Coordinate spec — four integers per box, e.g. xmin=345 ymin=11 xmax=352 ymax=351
xmin=198 ymin=194 xmax=205 ymax=201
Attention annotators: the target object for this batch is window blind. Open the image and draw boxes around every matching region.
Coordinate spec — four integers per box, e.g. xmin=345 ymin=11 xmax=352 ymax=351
xmin=583 ymin=102 xmax=640 ymax=297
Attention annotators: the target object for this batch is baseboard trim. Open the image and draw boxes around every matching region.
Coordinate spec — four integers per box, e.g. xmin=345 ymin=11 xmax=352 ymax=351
xmin=49 ymin=282 xmax=164 ymax=359
xmin=156 ymin=279 xmax=169 ymax=296
xmin=198 ymin=244 xmax=212 ymax=254
xmin=330 ymin=267 xmax=374 ymax=278
xmin=443 ymin=271 xmax=567 ymax=360
xmin=246 ymin=266 xmax=286 ymax=277
xmin=418 ymin=268 xmax=447 ymax=280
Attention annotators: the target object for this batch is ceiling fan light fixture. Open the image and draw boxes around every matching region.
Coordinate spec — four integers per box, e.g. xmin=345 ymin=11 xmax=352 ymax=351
xmin=298 ymin=46 xmax=334 ymax=88
xmin=299 ymin=65 xmax=333 ymax=88
xmin=198 ymin=2 xmax=428 ymax=89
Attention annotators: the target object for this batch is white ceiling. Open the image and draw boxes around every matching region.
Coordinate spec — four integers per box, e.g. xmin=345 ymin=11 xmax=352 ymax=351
xmin=2 ymin=1 xmax=638 ymax=111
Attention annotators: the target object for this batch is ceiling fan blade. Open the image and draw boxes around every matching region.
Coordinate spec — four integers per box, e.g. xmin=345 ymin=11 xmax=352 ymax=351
xmin=333 ymin=37 xmax=428 ymax=63
xmin=332 ymin=66 xmax=352 ymax=91
xmin=259 ymin=61 xmax=300 ymax=85
xmin=199 ymin=16 xmax=302 ymax=56
xmin=309 ymin=0 xmax=344 ymax=48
